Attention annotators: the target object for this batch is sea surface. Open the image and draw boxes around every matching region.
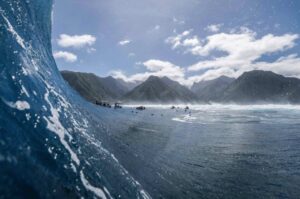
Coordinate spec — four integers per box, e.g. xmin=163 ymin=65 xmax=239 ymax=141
xmin=97 ymin=104 xmax=300 ymax=198
xmin=1 ymin=1 xmax=300 ymax=198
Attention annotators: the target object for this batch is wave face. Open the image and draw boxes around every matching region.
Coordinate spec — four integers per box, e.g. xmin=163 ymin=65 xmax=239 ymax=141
xmin=0 ymin=1 xmax=149 ymax=198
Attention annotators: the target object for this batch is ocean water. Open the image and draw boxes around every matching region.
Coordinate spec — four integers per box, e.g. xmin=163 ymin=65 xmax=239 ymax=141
xmin=98 ymin=104 xmax=300 ymax=198
xmin=1 ymin=0 xmax=300 ymax=198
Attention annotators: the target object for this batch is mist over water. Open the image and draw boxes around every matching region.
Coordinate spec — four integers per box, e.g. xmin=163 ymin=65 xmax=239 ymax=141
xmin=204 ymin=104 xmax=300 ymax=110
xmin=124 ymin=103 xmax=300 ymax=110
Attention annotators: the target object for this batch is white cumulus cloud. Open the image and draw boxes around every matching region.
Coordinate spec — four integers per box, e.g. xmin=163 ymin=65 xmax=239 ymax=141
xmin=112 ymin=27 xmax=300 ymax=87
xmin=182 ymin=36 xmax=200 ymax=47
xmin=57 ymin=34 xmax=96 ymax=48
xmin=119 ymin=39 xmax=131 ymax=46
xmin=188 ymin=32 xmax=299 ymax=71
xmin=111 ymin=59 xmax=186 ymax=84
xmin=165 ymin=30 xmax=193 ymax=49
xmin=164 ymin=27 xmax=300 ymax=82
xmin=53 ymin=51 xmax=78 ymax=63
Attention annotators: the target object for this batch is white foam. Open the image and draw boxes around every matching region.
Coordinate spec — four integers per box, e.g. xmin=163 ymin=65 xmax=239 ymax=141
xmin=6 ymin=100 xmax=30 ymax=110
xmin=40 ymin=79 xmax=151 ymax=198
xmin=136 ymin=127 xmax=158 ymax=133
xmin=172 ymin=117 xmax=191 ymax=123
xmin=80 ymin=170 xmax=108 ymax=199
xmin=43 ymin=88 xmax=80 ymax=165
xmin=1 ymin=13 xmax=26 ymax=49
xmin=40 ymin=81 xmax=117 ymax=198
xmin=139 ymin=190 xmax=152 ymax=199
xmin=25 ymin=113 xmax=31 ymax=121
xmin=70 ymin=163 xmax=77 ymax=173
xmin=172 ymin=114 xmax=196 ymax=123
xmin=82 ymin=133 xmax=151 ymax=198
xmin=21 ymin=85 xmax=30 ymax=97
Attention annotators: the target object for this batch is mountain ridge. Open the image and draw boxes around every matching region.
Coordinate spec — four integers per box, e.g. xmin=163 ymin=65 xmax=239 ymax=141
xmin=61 ymin=70 xmax=300 ymax=104
xmin=192 ymin=76 xmax=235 ymax=101
xmin=123 ymin=75 xmax=199 ymax=103
xmin=221 ymin=70 xmax=300 ymax=103
xmin=61 ymin=70 xmax=133 ymax=102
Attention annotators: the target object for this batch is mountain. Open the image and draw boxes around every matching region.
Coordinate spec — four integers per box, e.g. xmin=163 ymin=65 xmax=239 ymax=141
xmin=123 ymin=76 xmax=198 ymax=103
xmin=99 ymin=76 xmax=132 ymax=97
xmin=222 ymin=70 xmax=300 ymax=103
xmin=191 ymin=76 xmax=235 ymax=101
xmin=61 ymin=70 xmax=300 ymax=104
xmin=61 ymin=71 xmax=131 ymax=102
xmin=116 ymin=78 xmax=140 ymax=91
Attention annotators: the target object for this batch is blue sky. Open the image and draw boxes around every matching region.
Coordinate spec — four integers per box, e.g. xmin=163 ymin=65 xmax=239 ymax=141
xmin=52 ymin=0 xmax=300 ymax=86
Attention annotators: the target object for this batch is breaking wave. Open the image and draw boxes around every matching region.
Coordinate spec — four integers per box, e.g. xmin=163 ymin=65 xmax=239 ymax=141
xmin=0 ymin=1 xmax=150 ymax=198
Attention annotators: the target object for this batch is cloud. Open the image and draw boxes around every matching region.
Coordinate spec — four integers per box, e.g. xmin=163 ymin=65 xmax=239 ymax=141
xmin=110 ymin=59 xmax=217 ymax=87
xmin=53 ymin=51 xmax=78 ymax=63
xmin=182 ymin=36 xmax=200 ymax=47
xmin=119 ymin=39 xmax=131 ymax=46
xmin=87 ymin=47 xmax=96 ymax=53
xmin=187 ymin=54 xmax=300 ymax=83
xmin=205 ymin=24 xmax=223 ymax=33
xmin=57 ymin=34 xmax=96 ymax=48
xmin=110 ymin=54 xmax=300 ymax=87
xmin=110 ymin=59 xmax=186 ymax=84
xmin=165 ymin=30 xmax=193 ymax=49
xmin=187 ymin=32 xmax=299 ymax=70
xmin=112 ymin=28 xmax=300 ymax=87
xmin=164 ymin=27 xmax=300 ymax=82
xmin=109 ymin=70 xmax=129 ymax=80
